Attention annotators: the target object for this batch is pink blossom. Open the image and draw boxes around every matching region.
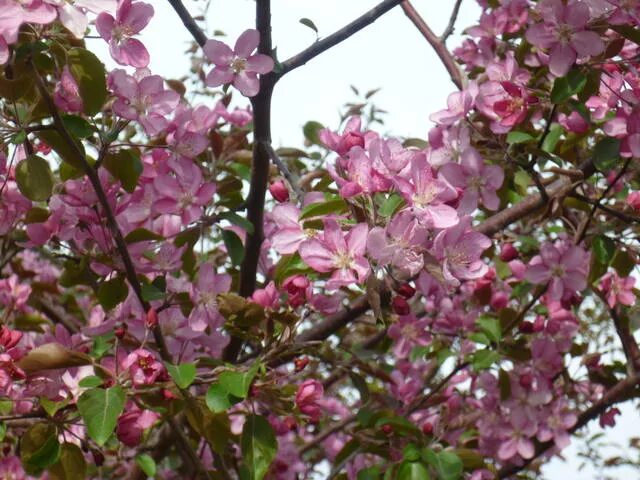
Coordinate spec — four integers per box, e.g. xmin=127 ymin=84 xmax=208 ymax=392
xmin=0 ymin=456 xmax=26 ymax=480
xmin=366 ymin=210 xmax=428 ymax=278
xmin=116 ymin=407 xmax=159 ymax=447
xmin=96 ymin=0 xmax=154 ymax=68
xmin=282 ymin=275 xmax=311 ymax=308
xmin=121 ymin=349 xmax=165 ymax=386
xmin=0 ymin=274 xmax=31 ymax=311
xmin=497 ymin=413 xmax=537 ymax=461
xmin=295 ymin=379 xmax=323 ymax=422
xmin=299 ymin=220 xmax=369 ymax=290
xmin=600 ymin=271 xmax=636 ymax=308
xmin=0 ymin=325 xmax=22 ymax=350
xmin=394 ymin=153 xmax=459 ymax=229
xmin=252 ymin=281 xmax=279 ymax=309
xmin=476 ymin=81 xmax=538 ymax=133
xmin=269 ymin=179 xmax=289 ymax=202
xmin=204 ymin=29 xmax=274 ymax=97
xmin=387 ymin=314 xmax=431 ymax=358
xmin=525 ymin=0 xmax=604 ymax=77
xmin=319 ymin=116 xmax=369 ymax=157
xmin=153 ymin=158 xmax=216 ymax=224
xmin=53 ymin=65 xmax=83 ymax=113
xmin=269 ymin=203 xmax=307 ymax=255
xmin=604 ymin=106 xmax=640 ymax=158
xmin=108 ymin=69 xmax=180 ymax=136
xmin=189 ymin=263 xmax=231 ymax=332
xmin=440 ymin=147 xmax=504 ymax=213
xmin=627 ymin=191 xmax=640 ymax=210
xmin=432 ymin=217 xmax=492 ymax=286
xmin=430 ymin=87 xmax=477 ymax=126
xmin=330 ymin=146 xmax=391 ymax=198
xmin=524 ymin=241 xmax=590 ymax=300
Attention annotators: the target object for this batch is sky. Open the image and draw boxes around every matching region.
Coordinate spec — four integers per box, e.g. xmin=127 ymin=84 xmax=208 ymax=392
xmin=92 ymin=1 xmax=638 ymax=478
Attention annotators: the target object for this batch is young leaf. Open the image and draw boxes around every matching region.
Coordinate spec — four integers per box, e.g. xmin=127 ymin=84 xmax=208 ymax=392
xmin=299 ymin=197 xmax=348 ymax=220
xmin=97 ymin=276 xmax=129 ymax=311
xmin=76 ymin=387 xmax=126 ymax=446
xmin=68 ymin=48 xmax=108 ymax=116
xmin=551 ymin=70 xmax=587 ymax=104
xmin=397 ymin=461 xmax=430 ymax=480
xmin=49 ymin=443 xmax=87 ymax=480
xmin=135 ymin=454 xmax=157 ymax=478
xmin=15 ymin=155 xmax=55 ymax=201
xmin=103 ymin=149 xmax=143 ymax=193
xmin=166 ymin=362 xmax=197 ymax=389
xmin=241 ymin=415 xmax=278 ymax=480
xmin=222 ymin=229 xmax=245 ymax=265
xmin=299 ymin=18 xmax=318 ymax=34
xmin=593 ymin=137 xmax=621 ymax=172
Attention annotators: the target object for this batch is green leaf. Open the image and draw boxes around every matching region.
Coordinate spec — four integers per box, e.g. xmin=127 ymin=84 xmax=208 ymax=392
xmin=0 ymin=422 xmax=5 ymax=442
xmin=476 ymin=316 xmax=502 ymax=343
xmin=21 ymin=423 xmax=61 ymax=474
xmin=222 ymin=229 xmax=245 ymax=266
xmin=241 ymin=415 xmax=277 ymax=480
xmin=206 ymin=383 xmax=237 ymax=413
xmin=124 ymin=227 xmax=164 ymax=243
xmin=49 ymin=443 xmax=87 ymax=480
xmin=165 ymin=362 xmax=197 ymax=389
xmin=357 ymin=467 xmax=382 ymax=480
xmin=15 ymin=155 xmax=55 ymax=201
xmin=135 ymin=454 xmax=157 ymax=478
xmin=219 ymin=211 xmax=255 ymax=234
xmin=593 ymin=137 xmax=621 ymax=172
xmin=76 ymin=386 xmax=126 ymax=446
xmin=378 ymin=193 xmax=404 ymax=217
xmin=219 ymin=363 xmax=260 ymax=398
xmin=40 ymin=397 xmax=68 ymax=417
xmin=506 ymin=131 xmax=535 ymax=144
xmin=103 ymin=149 xmax=143 ymax=193
xmin=541 ymin=123 xmax=563 ymax=153
xmin=78 ymin=376 xmax=104 ymax=388
xmin=273 ymin=253 xmax=314 ymax=284
xmin=68 ymin=48 xmax=107 ymax=116
xmin=303 ymin=120 xmax=324 ymax=145
xmin=471 ymin=349 xmax=500 ymax=371
xmin=61 ymin=115 xmax=94 ymax=138
xmin=97 ymin=276 xmax=128 ymax=311
xmin=593 ymin=235 xmax=615 ymax=266
xmin=424 ymin=450 xmax=463 ymax=480
xmin=299 ymin=197 xmax=348 ymax=220
xmin=37 ymin=129 xmax=85 ymax=170
xmin=299 ymin=17 xmax=318 ymax=34
xmin=551 ymin=70 xmax=587 ymax=104
xmin=397 ymin=461 xmax=430 ymax=480
xmin=349 ymin=372 xmax=370 ymax=404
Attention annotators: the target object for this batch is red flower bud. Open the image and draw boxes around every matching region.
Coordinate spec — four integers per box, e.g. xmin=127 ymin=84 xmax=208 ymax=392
xmin=92 ymin=450 xmax=105 ymax=467
xmin=518 ymin=321 xmax=535 ymax=333
xmin=381 ymin=424 xmax=393 ymax=435
xmin=114 ymin=324 xmax=127 ymax=339
xmin=499 ymin=243 xmax=519 ymax=262
xmin=269 ymin=179 xmax=289 ymax=202
xmin=392 ymin=296 xmax=411 ymax=316
xmin=422 ymin=422 xmax=434 ymax=435
xmin=294 ymin=356 xmax=309 ymax=372
xmin=145 ymin=308 xmax=158 ymax=328
xmin=162 ymin=389 xmax=177 ymax=400
xmin=396 ymin=283 xmax=416 ymax=299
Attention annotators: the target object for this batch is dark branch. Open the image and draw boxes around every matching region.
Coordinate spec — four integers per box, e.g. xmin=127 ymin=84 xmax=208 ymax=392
xmin=265 ymin=142 xmax=304 ymax=200
xmin=441 ymin=0 xmax=463 ymax=42
xmin=400 ymin=1 xmax=464 ymax=90
xmin=166 ymin=0 xmax=208 ymax=47
xmin=278 ymin=0 xmax=404 ymax=78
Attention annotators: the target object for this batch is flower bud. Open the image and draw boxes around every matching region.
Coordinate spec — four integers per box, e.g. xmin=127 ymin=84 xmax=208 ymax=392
xmin=269 ymin=180 xmax=289 ymax=202
xmin=145 ymin=308 xmax=158 ymax=328
xmin=114 ymin=324 xmax=127 ymax=339
xmin=499 ymin=243 xmax=518 ymax=262
xmin=294 ymin=357 xmax=309 ymax=372
xmin=422 ymin=422 xmax=434 ymax=435
xmin=381 ymin=424 xmax=393 ymax=435
xmin=627 ymin=191 xmax=640 ymax=211
xmin=392 ymin=296 xmax=411 ymax=316
xmin=396 ymin=283 xmax=416 ymax=299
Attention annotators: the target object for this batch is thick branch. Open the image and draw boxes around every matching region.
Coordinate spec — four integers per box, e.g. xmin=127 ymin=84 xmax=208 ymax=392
xmin=166 ymin=0 xmax=207 ymax=47
xmin=400 ymin=1 xmax=464 ymax=90
xmin=498 ymin=373 xmax=640 ymax=478
xmin=278 ymin=0 xmax=404 ymax=78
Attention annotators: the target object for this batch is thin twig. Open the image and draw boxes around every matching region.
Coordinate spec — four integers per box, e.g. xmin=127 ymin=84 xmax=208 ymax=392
xmin=400 ymin=1 xmax=464 ymax=90
xmin=441 ymin=0 xmax=463 ymax=42
xmin=166 ymin=0 xmax=208 ymax=47
xmin=265 ymin=142 xmax=304 ymax=199
xmin=278 ymin=0 xmax=404 ymax=78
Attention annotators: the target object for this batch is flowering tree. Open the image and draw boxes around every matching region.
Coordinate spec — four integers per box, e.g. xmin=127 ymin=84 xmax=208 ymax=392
xmin=0 ymin=0 xmax=640 ymax=478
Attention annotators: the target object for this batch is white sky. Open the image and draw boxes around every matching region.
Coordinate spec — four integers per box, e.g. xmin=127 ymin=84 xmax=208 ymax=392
xmin=91 ymin=0 xmax=638 ymax=478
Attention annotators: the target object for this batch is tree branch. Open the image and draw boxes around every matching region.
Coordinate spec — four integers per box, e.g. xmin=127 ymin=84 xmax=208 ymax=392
xmin=265 ymin=142 xmax=303 ymax=199
xmin=400 ymin=1 xmax=464 ymax=90
xmin=498 ymin=373 xmax=640 ymax=478
xmin=277 ymin=0 xmax=404 ymax=78
xmin=441 ymin=0 xmax=463 ymax=42
xmin=166 ymin=0 xmax=207 ymax=47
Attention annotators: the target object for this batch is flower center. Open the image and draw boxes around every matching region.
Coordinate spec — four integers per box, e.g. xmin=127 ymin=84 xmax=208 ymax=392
xmin=555 ymin=24 xmax=573 ymax=44
xmin=334 ymin=252 xmax=353 ymax=269
xmin=231 ymin=57 xmax=248 ymax=74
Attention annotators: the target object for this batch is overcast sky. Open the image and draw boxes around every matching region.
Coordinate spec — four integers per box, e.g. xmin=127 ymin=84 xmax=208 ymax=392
xmin=91 ymin=1 xmax=637 ymax=478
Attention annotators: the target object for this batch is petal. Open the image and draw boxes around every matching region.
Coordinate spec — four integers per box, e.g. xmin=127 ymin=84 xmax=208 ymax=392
xmin=571 ymin=31 xmax=604 ymax=57
xmin=525 ymin=264 xmax=551 ymax=284
xmin=234 ymin=29 xmax=259 ymax=58
xmin=233 ymin=72 xmax=260 ymax=97
xmin=206 ymin=67 xmax=234 ymax=87
xmin=96 ymin=12 xmax=114 ymax=41
xmin=346 ymin=223 xmax=369 ymax=257
xmin=119 ymin=38 xmax=150 ymax=68
xmin=121 ymin=1 xmax=154 ymax=33
xmin=246 ymin=54 xmax=274 ymax=74
xmin=203 ymin=39 xmax=234 ymax=65
xmin=299 ymin=239 xmax=335 ymax=273
xmin=548 ymin=43 xmax=576 ymax=77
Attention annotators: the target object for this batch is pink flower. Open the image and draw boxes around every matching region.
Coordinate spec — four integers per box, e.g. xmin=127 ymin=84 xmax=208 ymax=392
xmin=394 ymin=153 xmax=459 ymax=229
xmin=524 ymin=241 xmax=590 ymax=300
xmin=299 ymin=220 xmax=369 ymax=290
xmin=96 ymin=0 xmax=154 ymax=68
xmin=476 ymin=81 xmax=538 ymax=133
xmin=627 ymin=191 xmax=640 ymax=210
xmin=0 ymin=326 xmax=22 ymax=350
xmin=366 ymin=210 xmax=428 ymax=278
xmin=497 ymin=413 xmax=537 ymax=461
xmin=525 ymin=0 xmax=604 ymax=77
xmin=330 ymin=146 xmax=391 ymax=198
xmin=387 ymin=314 xmax=431 ymax=358
xmin=319 ymin=116 xmax=368 ymax=156
xmin=108 ymin=69 xmax=180 ymax=136
xmin=121 ymin=349 xmax=165 ymax=386
xmin=604 ymin=106 xmax=640 ymax=158
xmin=439 ymin=147 xmax=504 ymax=213
xmin=53 ymin=65 xmax=83 ymax=113
xmin=252 ymin=281 xmax=279 ymax=309
xmin=269 ymin=203 xmax=307 ymax=255
xmin=295 ymin=379 xmax=323 ymax=422
xmin=116 ymin=407 xmax=159 ymax=447
xmin=600 ymin=271 xmax=636 ymax=308
xmin=153 ymin=158 xmax=216 ymax=224
xmin=189 ymin=264 xmax=231 ymax=332
xmin=203 ymin=29 xmax=274 ymax=97
xmin=269 ymin=179 xmax=289 ymax=202
xmin=282 ymin=275 xmax=311 ymax=308
xmin=432 ymin=217 xmax=491 ymax=286
xmin=0 ymin=456 xmax=26 ymax=480
xmin=430 ymin=88 xmax=476 ymax=126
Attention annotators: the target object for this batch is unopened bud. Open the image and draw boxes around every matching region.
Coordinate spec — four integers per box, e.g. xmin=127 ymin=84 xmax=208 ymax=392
xmin=294 ymin=357 xmax=309 ymax=372
xmin=392 ymin=296 xmax=411 ymax=316
xmin=396 ymin=283 xmax=416 ymax=299
xmin=145 ymin=308 xmax=158 ymax=328
xmin=269 ymin=180 xmax=289 ymax=202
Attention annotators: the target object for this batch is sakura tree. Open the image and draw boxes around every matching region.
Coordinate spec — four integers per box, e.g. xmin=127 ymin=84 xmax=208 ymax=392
xmin=0 ymin=0 xmax=639 ymax=479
